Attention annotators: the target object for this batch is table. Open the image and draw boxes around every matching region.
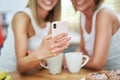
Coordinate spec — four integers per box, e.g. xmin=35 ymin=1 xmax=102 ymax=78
xmin=8 ymin=68 xmax=101 ymax=80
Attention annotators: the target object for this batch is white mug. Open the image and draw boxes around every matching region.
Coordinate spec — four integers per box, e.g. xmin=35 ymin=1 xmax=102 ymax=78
xmin=65 ymin=52 xmax=89 ymax=73
xmin=40 ymin=53 xmax=63 ymax=74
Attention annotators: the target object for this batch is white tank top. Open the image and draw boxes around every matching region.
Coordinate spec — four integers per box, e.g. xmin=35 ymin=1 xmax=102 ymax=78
xmin=81 ymin=5 xmax=120 ymax=70
xmin=0 ymin=8 xmax=50 ymax=72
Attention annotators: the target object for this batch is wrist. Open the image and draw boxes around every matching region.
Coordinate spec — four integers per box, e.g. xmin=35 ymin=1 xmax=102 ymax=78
xmin=33 ymin=49 xmax=45 ymax=61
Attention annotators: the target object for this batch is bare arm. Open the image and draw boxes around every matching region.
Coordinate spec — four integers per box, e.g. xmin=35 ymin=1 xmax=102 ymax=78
xmin=84 ymin=9 xmax=114 ymax=70
xmin=12 ymin=12 xmax=42 ymax=73
xmin=12 ymin=12 xmax=71 ymax=73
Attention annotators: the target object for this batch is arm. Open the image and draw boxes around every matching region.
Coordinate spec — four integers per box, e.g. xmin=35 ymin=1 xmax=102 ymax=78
xmin=12 ymin=12 xmax=41 ymax=73
xmin=12 ymin=12 xmax=71 ymax=73
xmin=84 ymin=9 xmax=114 ymax=70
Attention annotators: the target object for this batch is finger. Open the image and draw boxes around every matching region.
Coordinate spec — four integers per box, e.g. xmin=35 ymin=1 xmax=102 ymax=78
xmin=51 ymin=42 xmax=70 ymax=54
xmin=50 ymin=36 xmax=71 ymax=48
xmin=44 ymin=53 xmax=55 ymax=58
xmin=50 ymin=34 xmax=69 ymax=48
xmin=53 ymin=33 xmax=68 ymax=42
xmin=51 ymin=47 xmax=64 ymax=54
xmin=54 ymin=36 xmax=71 ymax=47
xmin=44 ymin=35 xmax=52 ymax=40
xmin=60 ymin=41 xmax=71 ymax=50
xmin=55 ymin=35 xmax=71 ymax=43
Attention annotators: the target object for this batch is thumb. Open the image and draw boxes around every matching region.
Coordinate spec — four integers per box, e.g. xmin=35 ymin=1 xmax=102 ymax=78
xmin=44 ymin=35 xmax=52 ymax=40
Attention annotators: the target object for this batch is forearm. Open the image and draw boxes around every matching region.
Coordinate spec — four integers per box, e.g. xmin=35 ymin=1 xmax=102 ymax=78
xmin=84 ymin=57 xmax=105 ymax=70
xmin=17 ymin=52 xmax=43 ymax=73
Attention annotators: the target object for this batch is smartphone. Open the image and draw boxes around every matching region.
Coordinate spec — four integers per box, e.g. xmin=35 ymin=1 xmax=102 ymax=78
xmin=52 ymin=21 xmax=68 ymax=37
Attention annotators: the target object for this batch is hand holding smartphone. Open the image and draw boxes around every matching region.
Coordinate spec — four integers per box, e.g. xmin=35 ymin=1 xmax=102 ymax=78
xmin=51 ymin=21 xmax=71 ymax=53
xmin=52 ymin=21 xmax=68 ymax=37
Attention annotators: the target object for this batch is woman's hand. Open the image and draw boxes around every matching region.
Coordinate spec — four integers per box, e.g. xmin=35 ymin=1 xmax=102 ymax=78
xmin=36 ymin=33 xmax=71 ymax=59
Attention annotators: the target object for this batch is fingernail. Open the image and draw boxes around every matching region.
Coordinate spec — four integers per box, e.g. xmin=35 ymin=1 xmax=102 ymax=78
xmin=52 ymin=50 xmax=55 ymax=53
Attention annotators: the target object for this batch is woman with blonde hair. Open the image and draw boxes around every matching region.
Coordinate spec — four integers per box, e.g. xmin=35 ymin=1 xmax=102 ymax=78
xmin=0 ymin=0 xmax=71 ymax=73
xmin=71 ymin=0 xmax=120 ymax=70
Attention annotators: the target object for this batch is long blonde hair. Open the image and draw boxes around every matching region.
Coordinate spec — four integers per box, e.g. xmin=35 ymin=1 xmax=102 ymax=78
xmin=27 ymin=0 xmax=61 ymax=27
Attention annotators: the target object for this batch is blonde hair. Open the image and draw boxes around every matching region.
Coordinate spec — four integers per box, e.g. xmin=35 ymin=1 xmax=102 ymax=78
xmin=27 ymin=0 xmax=61 ymax=27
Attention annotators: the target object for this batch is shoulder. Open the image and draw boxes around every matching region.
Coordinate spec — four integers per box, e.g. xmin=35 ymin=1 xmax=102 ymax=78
xmin=12 ymin=11 xmax=31 ymax=28
xmin=97 ymin=7 xmax=115 ymax=20
xmin=12 ymin=11 xmax=30 ymax=24
xmin=12 ymin=11 xmax=31 ymax=33
xmin=95 ymin=7 xmax=118 ymax=26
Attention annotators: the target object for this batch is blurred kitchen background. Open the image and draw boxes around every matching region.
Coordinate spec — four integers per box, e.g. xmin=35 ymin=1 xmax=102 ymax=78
xmin=0 ymin=0 xmax=120 ymax=52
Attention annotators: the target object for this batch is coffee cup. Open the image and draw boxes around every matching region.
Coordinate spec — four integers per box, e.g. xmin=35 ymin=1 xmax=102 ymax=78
xmin=65 ymin=52 xmax=89 ymax=73
xmin=40 ymin=53 xmax=63 ymax=74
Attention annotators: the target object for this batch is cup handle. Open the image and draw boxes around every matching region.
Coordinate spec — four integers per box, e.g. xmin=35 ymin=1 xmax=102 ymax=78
xmin=81 ymin=55 xmax=89 ymax=67
xmin=40 ymin=62 xmax=49 ymax=69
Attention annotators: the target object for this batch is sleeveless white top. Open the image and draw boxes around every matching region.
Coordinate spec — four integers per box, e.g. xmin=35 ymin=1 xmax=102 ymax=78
xmin=0 ymin=8 xmax=50 ymax=72
xmin=81 ymin=5 xmax=120 ymax=70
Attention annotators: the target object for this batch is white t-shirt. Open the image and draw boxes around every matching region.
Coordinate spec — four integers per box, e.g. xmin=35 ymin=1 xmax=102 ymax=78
xmin=0 ymin=8 xmax=50 ymax=72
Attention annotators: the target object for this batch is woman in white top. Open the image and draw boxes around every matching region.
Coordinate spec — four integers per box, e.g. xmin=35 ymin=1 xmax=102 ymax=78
xmin=0 ymin=0 xmax=71 ymax=73
xmin=71 ymin=0 xmax=120 ymax=70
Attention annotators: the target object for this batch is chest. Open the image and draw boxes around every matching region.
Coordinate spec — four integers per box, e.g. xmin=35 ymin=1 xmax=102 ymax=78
xmin=85 ymin=18 xmax=92 ymax=34
xmin=27 ymin=23 xmax=50 ymax=50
